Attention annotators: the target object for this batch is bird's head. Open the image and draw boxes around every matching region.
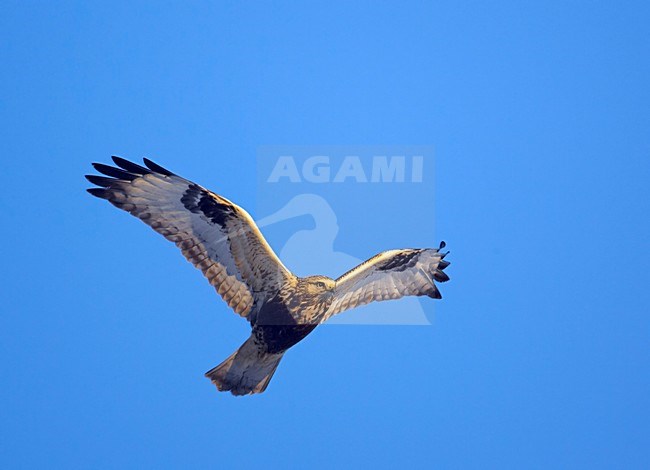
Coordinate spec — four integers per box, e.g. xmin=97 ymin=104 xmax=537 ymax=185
xmin=301 ymin=275 xmax=336 ymax=300
xmin=287 ymin=276 xmax=337 ymax=322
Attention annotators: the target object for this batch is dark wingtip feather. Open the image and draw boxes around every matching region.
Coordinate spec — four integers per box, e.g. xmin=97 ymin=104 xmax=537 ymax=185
xmin=438 ymin=259 xmax=450 ymax=269
xmin=428 ymin=285 xmax=442 ymax=299
xmin=439 ymin=240 xmax=446 ymax=250
xmin=92 ymin=163 xmax=138 ymax=181
xmin=112 ymin=156 xmax=151 ymax=176
xmin=85 ymin=174 xmax=115 ymax=187
xmin=87 ymin=188 xmax=110 ymax=199
xmin=143 ymin=158 xmax=174 ymax=176
xmin=433 ymin=269 xmax=450 ymax=283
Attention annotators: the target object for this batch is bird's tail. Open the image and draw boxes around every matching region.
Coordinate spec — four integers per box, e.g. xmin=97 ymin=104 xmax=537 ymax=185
xmin=205 ymin=335 xmax=284 ymax=396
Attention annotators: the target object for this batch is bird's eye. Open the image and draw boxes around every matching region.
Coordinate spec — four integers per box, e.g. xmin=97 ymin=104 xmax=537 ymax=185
xmin=317 ymin=282 xmax=325 ymax=288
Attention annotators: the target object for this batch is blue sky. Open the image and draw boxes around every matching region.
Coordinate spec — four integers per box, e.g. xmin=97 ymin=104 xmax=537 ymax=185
xmin=1 ymin=1 xmax=649 ymax=468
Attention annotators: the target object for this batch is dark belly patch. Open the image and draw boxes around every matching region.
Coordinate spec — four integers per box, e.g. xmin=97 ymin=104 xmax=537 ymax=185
xmin=255 ymin=324 xmax=317 ymax=354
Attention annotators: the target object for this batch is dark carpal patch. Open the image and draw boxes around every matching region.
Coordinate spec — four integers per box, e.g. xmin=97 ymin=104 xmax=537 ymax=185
xmin=378 ymin=250 xmax=421 ymax=272
xmin=181 ymin=184 xmax=236 ymax=226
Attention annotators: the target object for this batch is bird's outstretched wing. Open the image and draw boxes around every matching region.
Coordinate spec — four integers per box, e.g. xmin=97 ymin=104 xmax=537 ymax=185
xmin=86 ymin=157 xmax=294 ymax=321
xmin=324 ymin=244 xmax=450 ymax=320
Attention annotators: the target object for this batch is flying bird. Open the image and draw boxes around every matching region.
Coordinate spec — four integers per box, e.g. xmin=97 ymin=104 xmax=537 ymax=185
xmin=86 ymin=157 xmax=451 ymax=395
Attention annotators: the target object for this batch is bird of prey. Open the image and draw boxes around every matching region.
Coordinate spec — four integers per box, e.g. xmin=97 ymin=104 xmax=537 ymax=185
xmin=86 ymin=157 xmax=451 ymax=396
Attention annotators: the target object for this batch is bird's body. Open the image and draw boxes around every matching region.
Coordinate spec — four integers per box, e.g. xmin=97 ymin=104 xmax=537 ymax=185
xmin=86 ymin=157 xmax=450 ymax=395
